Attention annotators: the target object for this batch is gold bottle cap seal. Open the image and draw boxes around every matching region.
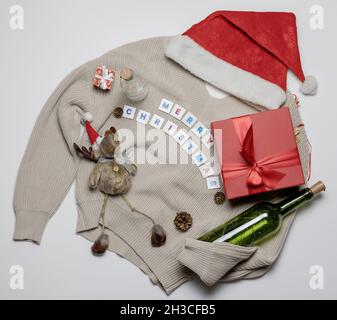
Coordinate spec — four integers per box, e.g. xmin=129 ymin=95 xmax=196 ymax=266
xmin=120 ymin=68 xmax=133 ymax=81
xmin=309 ymin=181 xmax=326 ymax=196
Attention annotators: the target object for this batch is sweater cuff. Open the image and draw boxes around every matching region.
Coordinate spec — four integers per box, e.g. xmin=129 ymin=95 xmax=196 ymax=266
xmin=13 ymin=210 xmax=50 ymax=244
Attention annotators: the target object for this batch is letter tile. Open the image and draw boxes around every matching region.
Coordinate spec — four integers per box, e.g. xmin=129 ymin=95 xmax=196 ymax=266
xmin=173 ymin=129 xmax=189 ymax=145
xmin=170 ymin=104 xmax=186 ymax=120
xmin=182 ymin=139 xmax=198 ymax=155
xmin=163 ymin=120 xmax=178 ymax=136
xmin=182 ymin=112 xmax=198 ymax=128
xmin=192 ymin=151 xmax=207 ymax=167
xmin=199 ymin=162 xmax=215 ymax=178
xmin=122 ymin=105 xmax=136 ymax=119
xmin=136 ymin=110 xmax=151 ymax=124
xmin=192 ymin=121 xmax=209 ymax=138
xmin=206 ymin=176 xmax=221 ymax=190
xmin=149 ymin=114 xmax=165 ymax=129
xmin=158 ymin=98 xmax=174 ymax=114
xmin=201 ymin=132 xmax=214 ymax=149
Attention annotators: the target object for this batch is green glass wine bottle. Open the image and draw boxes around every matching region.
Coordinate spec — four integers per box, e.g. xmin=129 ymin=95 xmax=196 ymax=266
xmin=198 ymin=181 xmax=326 ymax=246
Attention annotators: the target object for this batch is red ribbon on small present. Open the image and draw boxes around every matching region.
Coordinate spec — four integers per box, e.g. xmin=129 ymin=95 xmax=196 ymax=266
xmin=221 ymin=116 xmax=301 ymax=194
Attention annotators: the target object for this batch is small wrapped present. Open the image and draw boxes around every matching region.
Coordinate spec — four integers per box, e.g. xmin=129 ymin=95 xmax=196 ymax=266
xmin=93 ymin=65 xmax=115 ymax=91
xmin=211 ymin=108 xmax=305 ymax=200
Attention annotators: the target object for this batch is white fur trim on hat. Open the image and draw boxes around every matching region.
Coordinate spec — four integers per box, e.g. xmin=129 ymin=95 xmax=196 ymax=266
xmin=300 ymin=76 xmax=318 ymax=95
xmin=165 ymin=35 xmax=286 ymax=109
xmin=83 ymin=112 xmax=93 ymax=122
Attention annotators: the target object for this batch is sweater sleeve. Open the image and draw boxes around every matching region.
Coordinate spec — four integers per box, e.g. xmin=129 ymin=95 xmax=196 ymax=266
xmin=13 ymin=64 xmax=92 ymax=244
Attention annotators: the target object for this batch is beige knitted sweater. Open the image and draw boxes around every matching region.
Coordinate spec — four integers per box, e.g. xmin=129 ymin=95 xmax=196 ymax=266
xmin=13 ymin=36 xmax=310 ymax=294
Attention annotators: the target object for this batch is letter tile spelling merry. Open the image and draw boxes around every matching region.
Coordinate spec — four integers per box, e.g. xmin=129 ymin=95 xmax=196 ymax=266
xmin=158 ymin=98 xmax=174 ymax=114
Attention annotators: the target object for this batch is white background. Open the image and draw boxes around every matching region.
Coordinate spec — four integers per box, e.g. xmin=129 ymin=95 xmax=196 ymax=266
xmin=0 ymin=0 xmax=336 ymax=300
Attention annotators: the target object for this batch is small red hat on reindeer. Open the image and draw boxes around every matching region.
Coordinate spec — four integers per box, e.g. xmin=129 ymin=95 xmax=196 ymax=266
xmin=81 ymin=112 xmax=103 ymax=150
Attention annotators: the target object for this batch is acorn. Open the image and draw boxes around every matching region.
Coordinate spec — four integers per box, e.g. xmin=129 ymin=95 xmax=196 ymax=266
xmin=174 ymin=212 xmax=193 ymax=232
xmin=214 ymin=191 xmax=225 ymax=205
xmin=91 ymin=233 xmax=109 ymax=256
xmin=113 ymin=106 xmax=124 ymax=118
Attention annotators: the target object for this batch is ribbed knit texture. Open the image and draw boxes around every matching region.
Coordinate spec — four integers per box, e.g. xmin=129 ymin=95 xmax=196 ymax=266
xmin=13 ymin=36 xmax=311 ymax=294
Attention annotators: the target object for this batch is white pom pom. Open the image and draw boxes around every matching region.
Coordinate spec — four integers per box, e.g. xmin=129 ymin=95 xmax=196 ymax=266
xmin=83 ymin=112 xmax=93 ymax=122
xmin=300 ymin=76 xmax=318 ymax=95
xmin=92 ymin=143 xmax=100 ymax=151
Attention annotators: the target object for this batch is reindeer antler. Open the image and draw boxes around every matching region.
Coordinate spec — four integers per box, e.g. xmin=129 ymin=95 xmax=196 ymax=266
xmin=73 ymin=143 xmax=98 ymax=162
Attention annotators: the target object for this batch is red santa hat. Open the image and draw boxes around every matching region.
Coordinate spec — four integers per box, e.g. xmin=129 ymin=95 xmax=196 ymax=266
xmin=165 ymin=11 xmax=317 ymax=109
xmin=83 ymin=112 xmax=102 ymax=149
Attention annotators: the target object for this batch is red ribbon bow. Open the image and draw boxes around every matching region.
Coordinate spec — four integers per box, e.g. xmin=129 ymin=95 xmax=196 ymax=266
xmin=221 ymin=117 xmax=300 ymax=194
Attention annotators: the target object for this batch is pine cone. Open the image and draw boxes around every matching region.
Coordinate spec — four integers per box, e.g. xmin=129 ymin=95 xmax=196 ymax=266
xmin=113 ymin=106 xmax=124 ymax=118
xmin=214 ymin=191 xmax=225 ymax=205
xmin=174 ymin=212 xmax=193 ymax=232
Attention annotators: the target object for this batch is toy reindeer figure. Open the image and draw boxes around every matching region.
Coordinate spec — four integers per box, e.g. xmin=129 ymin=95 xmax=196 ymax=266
xmin=74 ymin=113 xmax=166 ymax=255
xmin=75 ymin=125 xmax=137 ymax=195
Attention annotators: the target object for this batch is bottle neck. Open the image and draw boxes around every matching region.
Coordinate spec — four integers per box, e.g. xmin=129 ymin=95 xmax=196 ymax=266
xmin=278 ymin=188 xmax=313 ymax=217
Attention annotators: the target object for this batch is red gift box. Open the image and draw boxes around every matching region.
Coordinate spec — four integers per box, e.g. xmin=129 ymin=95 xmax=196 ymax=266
xmin=93 ymin=65 xmax=115 ymax=91
xmin=211 ymin=108 xmax=305 ymax=200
